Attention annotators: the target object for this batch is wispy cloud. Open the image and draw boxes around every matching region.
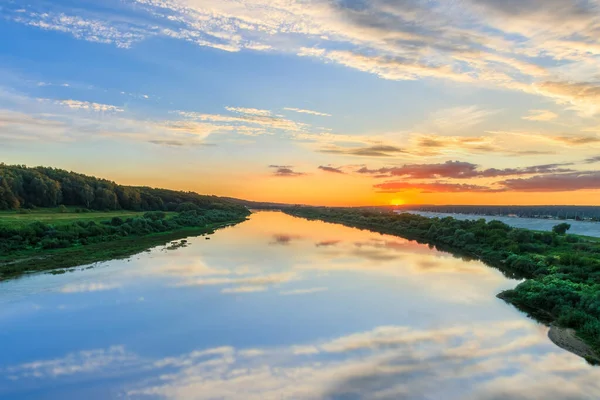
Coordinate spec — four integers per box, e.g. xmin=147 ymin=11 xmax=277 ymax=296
xmin=177 ymin=107 xmax=309 ymax=133
xmin=178 ymin=272 xmax=297 ymax=289
xmin=500 ymin=171 xmax=600 ymax=192
xmin=374 ymin=181 xmax=502 ymax=194
xmin=318 ymin=165 xmax=345 ymax=174
xmin=284 ymin=107 xmax=331 ymax=117
xmin=270 ymin=233 xmax=303 ymax=245
xmin=523 ymin=109 xmax=558 ymax=122
xmin=225 ymin=107 xmax=272 ymax=117
xmin=47 ymin=99 xmax=124 ymax=113
xmin=269 ymin=165 xmax=306 ymax=177
xmin=280 ymin=287 xmax=328 ymax=295
xmin=320 ymin=144 xmax=406 ymax=157
xmin=7 ymin=0 xmax=600 ymax=114
xmin=426 ymin=106 xmax=498 ymax=131
xmin=358 ymin=161 xmax=574 ymax=179
xmin=4 ymin=346 xmax=137 ymax=379
xmin=221 ymin=286 xmax=268 ymax=294
xmin=6 ymin=320 xmax=596 ymax=400
xmin=59 ymin=282 xmax=121 ymax=293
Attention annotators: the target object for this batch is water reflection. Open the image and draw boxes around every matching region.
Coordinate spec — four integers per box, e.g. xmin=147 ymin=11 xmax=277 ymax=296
xmin=0 ymin=211 xmax=599 ymax=399
xmin=3 ymin=321 xmax=598 ymax=399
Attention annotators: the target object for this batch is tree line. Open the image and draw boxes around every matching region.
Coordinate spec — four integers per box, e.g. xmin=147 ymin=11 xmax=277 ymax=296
xmin=398 ymin=205 xmax=600 ymax=221
xmin=0 ymin=164 xmax=245 ymax=213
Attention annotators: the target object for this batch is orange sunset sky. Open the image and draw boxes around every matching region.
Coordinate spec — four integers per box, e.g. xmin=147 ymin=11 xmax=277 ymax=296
xmin=1 ymin=0 xmax=599 ymax=206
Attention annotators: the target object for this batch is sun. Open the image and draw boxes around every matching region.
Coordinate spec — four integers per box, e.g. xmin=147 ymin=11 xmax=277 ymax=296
xmin=390 ymin=198 xmax=405 ymax=206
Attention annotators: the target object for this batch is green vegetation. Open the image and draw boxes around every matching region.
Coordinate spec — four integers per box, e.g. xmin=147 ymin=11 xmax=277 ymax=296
xmin=553 ymin=222 xmax=571 ymax=235
xmin=0 ymin=208 xmax=174 ymax=228
xmin=0 ymin=208 xmax=249 ymax=279
xmin=0 ymin=164 xmax=251 ymax=279
xmin=0 ymin=163 xmax=245 ymax=212
xmin=284 ymin=206 xmax=600 ymax=357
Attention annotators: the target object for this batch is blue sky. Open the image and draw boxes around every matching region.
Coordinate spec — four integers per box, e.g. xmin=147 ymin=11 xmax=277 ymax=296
xmin=1 ymin=0 xmax=599 ymax=205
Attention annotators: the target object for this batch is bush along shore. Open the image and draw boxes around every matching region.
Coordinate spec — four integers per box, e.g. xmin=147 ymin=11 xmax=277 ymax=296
xmin=0 ymin=164 xmax=251 ymax=279
xmin=283 ymin=206 xmax=600 ymax=362
xmin=0 ymin=207 xmax=250 ymax=280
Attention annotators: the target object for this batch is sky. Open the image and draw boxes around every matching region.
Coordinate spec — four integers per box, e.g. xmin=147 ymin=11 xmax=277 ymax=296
xmin=0 ymin=0 xmax=599 ymax=206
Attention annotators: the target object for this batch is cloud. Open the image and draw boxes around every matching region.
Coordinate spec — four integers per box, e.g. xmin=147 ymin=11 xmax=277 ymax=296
xmin=584 ymin=156 xmax=600 ymax=164
xmin=374 ymin=181 xmax=501 ymax=194
xmin=279 ymin=287 xmax=328 ymax=295
xmin=6 ymin=320 xmax=598 ymax=400
xmin=59 ymin=282 xmax=121 ymax=293
xmin=318 ymin=165 xmax=345 ymax=174
xmin=177 ymin=108 xmax=309 ymax=133
xmin=315 ymin=240 xmax=341 ymax=247
xmin=0 ymin=110 xmax=69 ymax=143
xmin=321 ymin=144 xmax=406 ymax=157
xmin=533 ymin=81 xmax=600 ymax=116
xmin=269 ymin=165 xmax=306 ymax=177
xmin=427 ymin=106 xmax=498 ymax=131
xmin=221 ymin=286 xmax=268 ymax=294
xmin=44 ymin=99 xmax=124 ymax=113
xmin=7 ymin=11 xmax=148 ymax=48
xmin=553 ymin=136 xmax=600 ymax=145
xmin=490 ymin=131 xmax=600 ymax=149
xmin=284 ymin=107 xmax=331 ymax=117
xmin=8 ymin=0 xmax=600 ymax=114
xmin=120 ymin=320 xmax=598 ymax=400
xmin=500 ymin=171 xmax=600 ymax=192
xmin=318 ymin=50 xmax=475 ymax=83
xmin=410 ymin=134 xmax=553 ymax=157
xmin=270 ymin=234 xmax=303 ymax=245
xmin=179 ymin=272 xmax=297 ymax=288
xmin=225 ymin=107 xmax=272 ymax=117
xmin=358 ymin=161 xmax=574 ymax=179
xmin=523 ymin=109 xmax=558 ymax=121
xmin=4 ymin=346 xmax=137 ymax=379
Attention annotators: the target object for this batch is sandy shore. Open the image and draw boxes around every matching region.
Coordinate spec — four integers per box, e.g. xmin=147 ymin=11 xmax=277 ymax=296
xmin=548 ymin=325 xmax=600 ymax=363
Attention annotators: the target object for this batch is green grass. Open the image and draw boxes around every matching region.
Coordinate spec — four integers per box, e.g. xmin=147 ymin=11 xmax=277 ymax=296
xmin=0 ymin=220 xmax=243 ymax=280
xmin=0 ymin=208 xmax=176 ymax=228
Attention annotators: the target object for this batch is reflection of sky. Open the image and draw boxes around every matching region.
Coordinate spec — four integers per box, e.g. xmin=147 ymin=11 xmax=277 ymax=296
xmin=0 ymin=211 xmax=599 ymax=399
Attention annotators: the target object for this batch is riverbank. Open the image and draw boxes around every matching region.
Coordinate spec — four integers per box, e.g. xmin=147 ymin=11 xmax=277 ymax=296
xmin=0 ymin=219 xmax=246 ymax=280
xmin=283 ymin=206 xmax=600 ymax=362
xmin=406 ymin=211 xmax=600 ymax=238
xmin=548 ymin=325 xmax=600 ymax=364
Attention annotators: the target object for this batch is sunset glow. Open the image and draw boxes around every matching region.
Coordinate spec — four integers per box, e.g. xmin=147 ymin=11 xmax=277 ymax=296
xmin=1 ymin=1 xmax=600 ymax=205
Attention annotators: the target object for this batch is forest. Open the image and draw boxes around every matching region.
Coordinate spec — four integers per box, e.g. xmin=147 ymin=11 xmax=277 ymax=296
xmin=0 ymin=163 xmax=246 ymax=212
xmin=0 ymin=164 xmax=250 ymax=278
xmin=284 ymin=206 xmax=600 ymax=359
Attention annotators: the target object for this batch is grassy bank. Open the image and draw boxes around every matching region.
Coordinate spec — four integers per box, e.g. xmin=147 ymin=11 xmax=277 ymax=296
xmin=0 ymin=220 xmax=242 ymax=280
xmin=0 ymin=208 xmax=249 ymax=280
xmin=283 ymin=206 xmax=600 ymax=361
xmin=0 ymin=208 xmax=176 ymax=228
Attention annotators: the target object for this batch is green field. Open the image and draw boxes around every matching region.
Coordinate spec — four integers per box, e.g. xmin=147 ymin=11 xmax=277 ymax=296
xmin=0 ymin=222 xmax=234 ymax=279
xmin=0 ymin=207 xmax=247 ymax=279
xmin=0 ymin=208 xmax=176 ymax=228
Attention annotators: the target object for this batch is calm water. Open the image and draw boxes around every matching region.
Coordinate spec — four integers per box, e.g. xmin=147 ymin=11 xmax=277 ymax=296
xmin=1 ymin=211 xmax=599 ymax=399
xmin=408 ymin=211 xmax=600 ymax=238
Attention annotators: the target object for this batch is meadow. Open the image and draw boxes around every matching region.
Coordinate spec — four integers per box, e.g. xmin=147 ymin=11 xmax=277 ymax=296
xmin=0 ymin=208 xmax=176 ymax=228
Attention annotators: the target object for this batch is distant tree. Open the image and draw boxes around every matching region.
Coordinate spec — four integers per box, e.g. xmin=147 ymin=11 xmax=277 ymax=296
xmin=552 ymin=223 xmax=571 ymax=235
xmin=0 ymin=164 xmax=248 ymax=215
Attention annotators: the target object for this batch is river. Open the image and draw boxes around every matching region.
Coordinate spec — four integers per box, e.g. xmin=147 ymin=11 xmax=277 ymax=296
xmin=406 ymin=211 xmax=600 ymax=238
xmin=1 ymin=211 xmax=599 ymax=399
